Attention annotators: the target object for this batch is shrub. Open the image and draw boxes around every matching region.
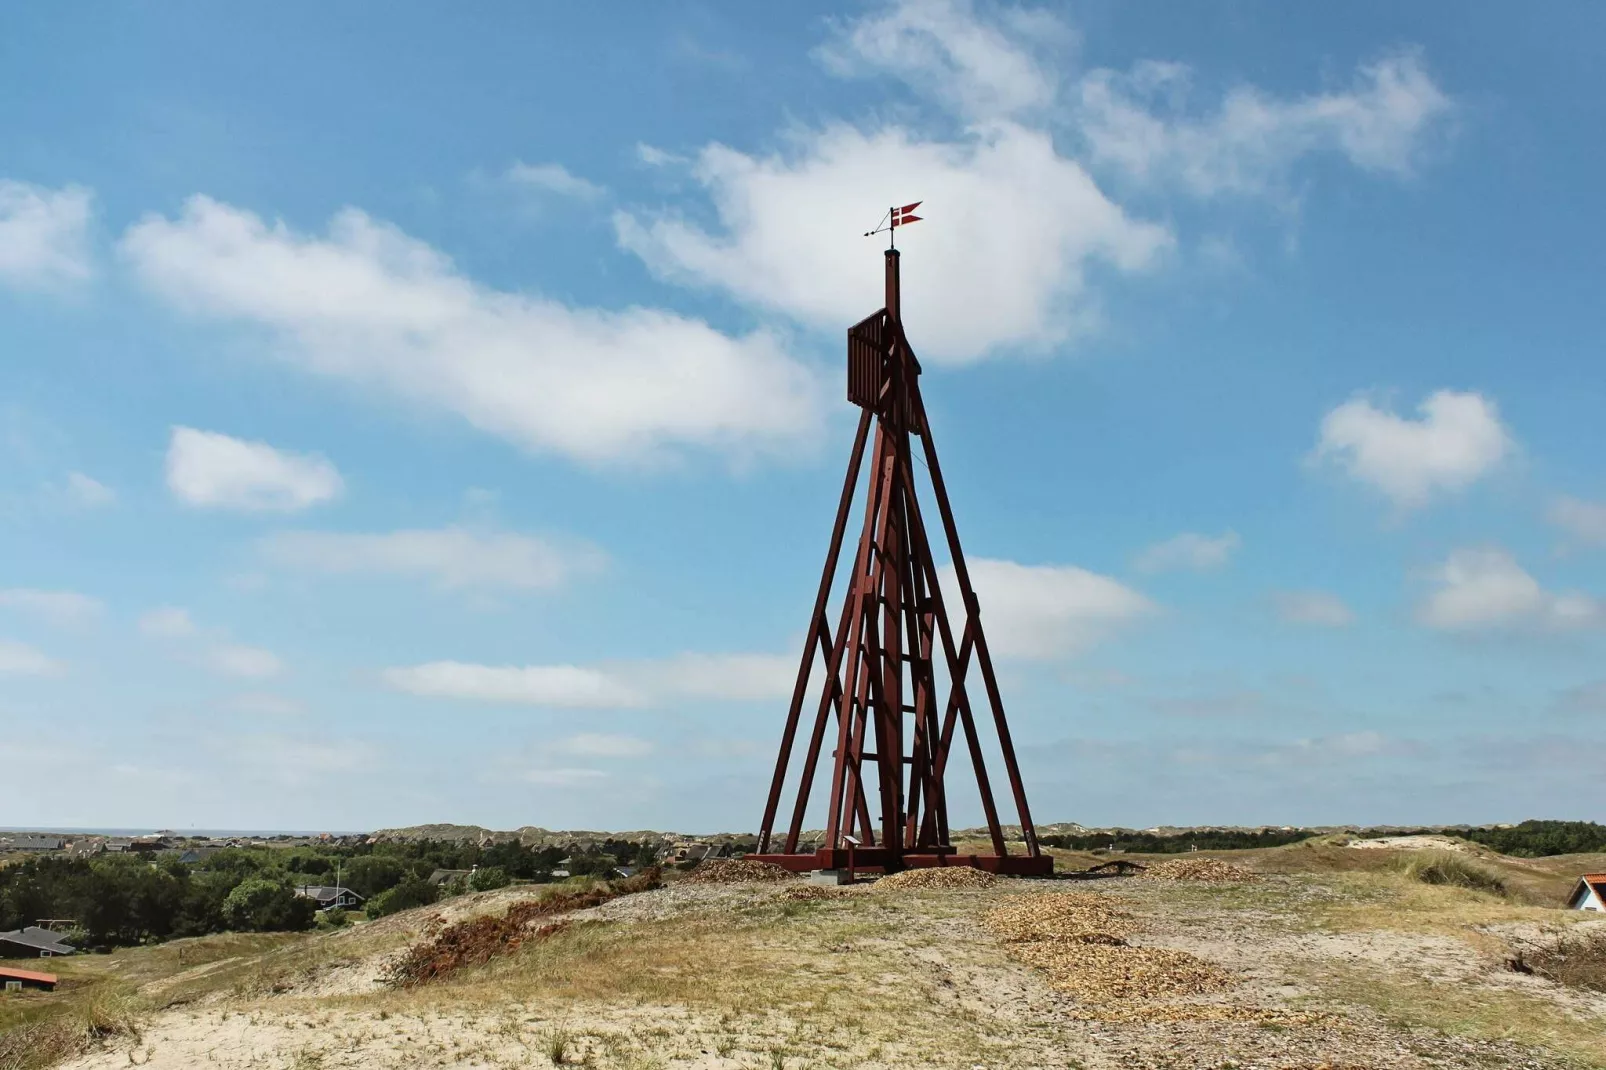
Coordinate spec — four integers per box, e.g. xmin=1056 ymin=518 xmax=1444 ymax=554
xmin=1394 ymin=851 xmax=1505 ymax=895
xmin=222 ymin=878 xmax=317 ymax=932
xmin=469 ymin=866 xmax=510 ymax=892
xmin=365 ymin=878 xmax=439 ymax=919
xmin=1509 ymin=928 xmax=1606 ymax=992
xmin=316 ymin=907 xmax=350 ymax=930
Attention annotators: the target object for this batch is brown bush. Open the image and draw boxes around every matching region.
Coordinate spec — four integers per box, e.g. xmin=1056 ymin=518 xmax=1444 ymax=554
xmin=385 ymin=868 xmax=661 ymax=987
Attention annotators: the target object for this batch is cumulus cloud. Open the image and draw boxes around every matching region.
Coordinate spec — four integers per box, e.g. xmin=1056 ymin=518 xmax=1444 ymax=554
xmin=1076 ymin=49 xmax=1452 ymax=197
xmin=382 ymin=662 xmax=647 ymax=708
xmin=138 ymin=606 xmax=197 ymax=638
xmin=940 ymin=558 xmax=1153 ymax=659
xmin=261 ymin=527 xmax=602 ymax=592
xmin=636 ymin=652 xmax=796 ymax=701
xmin=1415 ymin=548 xmax=1601 ymax=632
xmin=815 ymin=0 xmax=1069 ymax=122
xmin=1549 ymin=496 xmax=1606 ymax=548
xmin=523 ymin=768 xmax=608 ymax=787
xmin=0 ymin=588 xmax=104 ymax=627
xmin=64 ymin=472 xmax=115 ymax=508
xmin=227 ymin=692 xmax=305 ymax=717
xmin=1271 ymin=590 xmax=1355 ymax=628
xmin=0 ymin=638 xmax=64 ymax=676
xmin=0 ymin=180 xmax=94 ymax=291
xmin=382 ymin=650 xmax=800 ymax=709
xmin=1135 ymin=530 xmax=1239 ymax=573
xmin=557 ymin=733 xmax=655 ymax=758
xmin=122 ymin=197 xmax=820 ymax=465
xmin=505 ymin=162 xmax=605 ymax=200
xmin=620 ymin=2 xmax=1451 ymax=363
xmin=617 ymin=123 xmax=1169 ymax=365
xmin=1313 ymin=390 xmax=1511 ymax=508
xmin=166 ymin=426 xmax=343 ymax=512
xmin=210 ymin=644 xmax=284 ymax=679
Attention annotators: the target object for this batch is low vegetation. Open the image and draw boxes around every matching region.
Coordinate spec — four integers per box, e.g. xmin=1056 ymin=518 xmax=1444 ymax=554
xmin=1040 ymin=828 xmax=1314 ymax=853
xmin=1393 ymin=850 xmax=1508 ymax=896
xmin=384 ymin=868 xmax=662 ymax=987
xmin=1510 ymin=927 xmax=1606 ymax=994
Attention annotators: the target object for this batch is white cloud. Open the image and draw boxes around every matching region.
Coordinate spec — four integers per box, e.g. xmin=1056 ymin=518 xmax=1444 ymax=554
xmin=524 ymin=768 xmax=608 ymax=787
xmin=1313 ymin=390 xmax=1511 ymax=508
xmin=210 ymin=644 xmax=284 ymax=679
xmin=1271 ymin=590 xmax=1355 ymax=628
xmin=0 ymin=588 xmax=104 ymax=627
xmin=620 ymin=3 xmax=1450 ymax=363
xmin=229 ymin=733 xmax=370 ymax=786
xmin=1416 ymin=548 xmax=1601 ymax=632
xmin=382 ymin=662 xmax=646 ymax=708
xmin=138 ymin=606 xmax=197 ymax=638
xmin=1077 ymin=50 xmax=1452 ymax=197
xmin=506 ymin=162 xmax=604 ymax=200
xmin=816 ymin=0 xmax=1069 ymax=122
xmin=557 ymin=733 xmax=655 ymax=758
xmin=381 ymin=650 xmax=800 ymax=709
xmin=64 ymin=472 xmax=115 ymax=507
xmin=1135 ymin=531 xmax=1239 ymax=573
xmin=638 ymin=651 xmax=796 ymax=701
xmin=166 ymin=426 xmax=343 ymax=512
xmin=228 ymin=692 xmax=305 ymax=717
xmin=260 ymin=527 xmax=601 ymax=591
xmin=0 ymin=638 xmax=63 ymax=676
xmin=1549 ymin=496 xmax=1606 ymax=547
xmin=122 ymin=197 xmax=820 ymax=465
xmin=940 ymin=558 xmax=1153 ymax=659
xmin=616 ymin=123 xmax=1170 ymax=365
xmin=0 ymin=180 xmax=94 ymax=291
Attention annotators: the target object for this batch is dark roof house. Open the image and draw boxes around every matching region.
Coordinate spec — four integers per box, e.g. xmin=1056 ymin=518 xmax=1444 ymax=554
xmin=0 ymin=927 xmax=76 ymax=959
xmin=293 ymin=886 xmax=365 ymax=911
xmin=5 ymin=836 xmax=65 ymax=852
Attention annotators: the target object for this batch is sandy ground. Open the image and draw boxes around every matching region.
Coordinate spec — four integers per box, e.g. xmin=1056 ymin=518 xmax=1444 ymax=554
xmin=55 ymin=875 xmax=1604 ymax=1070
xmin=1345 ymin=835 xmax=1476 ymax=852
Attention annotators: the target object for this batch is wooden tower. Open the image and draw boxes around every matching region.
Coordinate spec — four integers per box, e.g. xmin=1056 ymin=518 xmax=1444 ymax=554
xmin=751 ymin=247 xmax=1051 ymax=876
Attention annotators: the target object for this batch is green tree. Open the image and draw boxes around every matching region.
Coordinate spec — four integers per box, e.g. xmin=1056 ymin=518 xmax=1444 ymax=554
xmin=365 ymin=878 xmax=438 ymax=919
xmin=342 ymin=856 xmax=408 ymax=899
xmin=222 ymin=878 xmax=316 ymax=932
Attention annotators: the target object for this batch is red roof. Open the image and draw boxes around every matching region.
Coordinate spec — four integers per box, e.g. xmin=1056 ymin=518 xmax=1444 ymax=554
xmin=0 ymin=965 xmax=58 ymax=984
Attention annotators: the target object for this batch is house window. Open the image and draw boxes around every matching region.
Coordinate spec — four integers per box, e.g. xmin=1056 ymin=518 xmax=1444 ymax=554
xmin=4 ymin=981 xmax=21 ymax=992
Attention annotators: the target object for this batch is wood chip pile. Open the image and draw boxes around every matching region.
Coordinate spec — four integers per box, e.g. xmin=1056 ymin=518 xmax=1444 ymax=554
xmin=875 ymin=866 xmax=997 ymax=891
xmin=681 ymin=859 xmax=799 ymax=884
xmin=777 ymin=884 xmax=858 ymax=902
xmin=981 ymin=892 xmax=1237 ymax=1017
xmin=1138 ymin=857 xmax=1259 ymax=882
xmin=984 ymin=891 xmax=1137 ymax=944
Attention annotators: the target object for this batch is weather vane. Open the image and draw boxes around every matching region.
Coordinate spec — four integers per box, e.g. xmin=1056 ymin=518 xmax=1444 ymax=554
xmin=864 ymin=201 xmax=923 ymax=250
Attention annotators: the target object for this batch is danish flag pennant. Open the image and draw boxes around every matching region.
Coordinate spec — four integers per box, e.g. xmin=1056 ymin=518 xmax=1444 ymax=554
xmin=891 ymin=201 xmax=922 ymax=227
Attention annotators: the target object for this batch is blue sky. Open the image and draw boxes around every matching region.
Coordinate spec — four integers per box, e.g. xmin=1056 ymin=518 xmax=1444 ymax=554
xmin=3 ymin=1 xmax=1604 ymax=833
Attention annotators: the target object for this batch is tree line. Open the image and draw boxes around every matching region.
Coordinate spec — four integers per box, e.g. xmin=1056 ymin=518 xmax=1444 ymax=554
xmin=1038 ymin=820 xmax=1606 ymax=857
xmin=0 ymin=837 xmax=659 ymax=950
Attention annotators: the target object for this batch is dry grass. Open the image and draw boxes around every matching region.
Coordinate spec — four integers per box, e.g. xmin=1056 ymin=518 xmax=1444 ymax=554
xmin=1394 ymin=850 xmax=1508 ymax=896
xmin=1307 ymin=870 xmax=1582 ymax=940
xmin=1312 ymin=963 xmax=1606 ymax=1068
xmin=0 ymin=988 xmax=143 ymax=1070
xmin=1510 ymin=927 xmax=1606 ymax=994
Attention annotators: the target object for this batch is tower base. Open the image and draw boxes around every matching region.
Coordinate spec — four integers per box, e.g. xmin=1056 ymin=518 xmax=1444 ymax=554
xmin=749 ymin=849 xmax=1053 ymax=877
